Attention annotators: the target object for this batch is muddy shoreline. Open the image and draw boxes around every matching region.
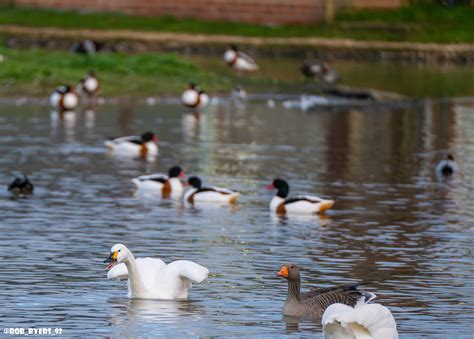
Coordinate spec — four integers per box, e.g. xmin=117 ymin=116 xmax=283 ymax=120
xmin=2 ymin=25 xmax=474 ymax=65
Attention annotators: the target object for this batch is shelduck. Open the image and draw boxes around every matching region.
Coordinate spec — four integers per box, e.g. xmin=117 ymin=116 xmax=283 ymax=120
xmin=50 ymin=85 xmax=79 ymax=111
xmin=223 ymin=45 xmax=259 ymax=73
xmin=435 ymin=154 xmax=459 ymax=177
xmin=266 ymin=178 xmax=334 ymax=215
xmin=104 ymin=131 xmax=159 ymax=158
xmin=301 ymin=60 xmax=339 ymax=85
xmin=7 ymin=174 xmax=33 ymax=194
xmin=104 ymin=243 xmax=209 ymax=300
xmin=132 ymin=165 xmax=186 ymax=197
xmin=181 ymin=83 xmax=209 ymax=110
xmin=184 ymin=176 xmax=239 ymax=204
xmin=77 ymin=71 xmax=100 ymax=98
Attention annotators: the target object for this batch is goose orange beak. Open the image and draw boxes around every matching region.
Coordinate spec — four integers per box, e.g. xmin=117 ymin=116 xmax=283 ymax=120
xmin=277 ymin=266 xmax=288 ymax=278
xmin=319 ymin=200 xmax=334 ymax=213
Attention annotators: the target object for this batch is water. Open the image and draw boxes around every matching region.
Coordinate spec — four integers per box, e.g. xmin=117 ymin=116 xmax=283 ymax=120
xmin=1 ymin=98 xmax=473 ymax=337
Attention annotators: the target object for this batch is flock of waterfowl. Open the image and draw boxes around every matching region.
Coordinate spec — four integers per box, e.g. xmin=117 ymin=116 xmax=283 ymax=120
xmin=7 ymin=44 xmax=461 ymax=339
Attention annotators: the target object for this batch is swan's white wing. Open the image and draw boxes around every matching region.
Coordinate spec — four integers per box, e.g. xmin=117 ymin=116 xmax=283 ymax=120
xmin=107 ymin=257 xmax=166 ymax=281
xmin=168 ymin=260 xmax=209 ymax=283
xmin=322 ymin=303 xmax=398 ymax=339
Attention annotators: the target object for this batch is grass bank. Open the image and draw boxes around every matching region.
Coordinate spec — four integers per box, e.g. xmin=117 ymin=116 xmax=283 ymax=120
xmin=0 ymin=4 xmax=473 ymax=43
xmin=0 ymin=46 xmax=297 ymax=97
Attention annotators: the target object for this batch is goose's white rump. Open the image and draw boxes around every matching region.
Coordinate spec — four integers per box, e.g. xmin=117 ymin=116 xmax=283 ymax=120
xmin=106 ymin=244 xmax=209 ymax=300
xmin=322 ymin=303 xmax=398 ymax=339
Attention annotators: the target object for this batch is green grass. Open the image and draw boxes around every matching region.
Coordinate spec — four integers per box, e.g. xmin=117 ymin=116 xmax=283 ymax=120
xmin=0 ymin=4 xmax=473 ymax=42
xmin=0 ymin=46 xmax=300 ymax=97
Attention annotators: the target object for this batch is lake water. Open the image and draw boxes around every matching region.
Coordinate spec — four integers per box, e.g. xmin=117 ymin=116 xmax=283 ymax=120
xmin=1 ymin=97 xmax=473 ymax=337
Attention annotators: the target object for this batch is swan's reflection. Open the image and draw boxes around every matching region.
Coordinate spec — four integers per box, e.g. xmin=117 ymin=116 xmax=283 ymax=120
xmin=107 ymin=297 xmax=205 ymax=326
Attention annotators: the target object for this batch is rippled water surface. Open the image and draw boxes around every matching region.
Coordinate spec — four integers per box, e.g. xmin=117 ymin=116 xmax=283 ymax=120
xmin=1 ymin=98 xmax=474 ymax=337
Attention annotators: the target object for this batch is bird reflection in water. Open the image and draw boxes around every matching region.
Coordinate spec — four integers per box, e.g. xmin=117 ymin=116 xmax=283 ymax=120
xmin=106 ymin=297 xmax=205 ymax=329
xmin=182 ymin=111 xmax=205 ymax=142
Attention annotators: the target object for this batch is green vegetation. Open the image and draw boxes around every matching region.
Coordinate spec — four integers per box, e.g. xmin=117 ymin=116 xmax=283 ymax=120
xmin=0 ymin=46 xmax=299 ymax=97
xmin=0 ymin=4 xmax=473 ymax=42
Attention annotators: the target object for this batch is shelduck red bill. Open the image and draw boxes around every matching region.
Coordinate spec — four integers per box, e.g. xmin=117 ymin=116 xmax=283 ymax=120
xmin=265 ymin=183 xmax=275 ymax=190
xmin=104 ymin=251 xmax=118 ymax=271
xmin=278 ymin=266 xmax=289 ymax=278
xmin=179 ymin=171 xmax=186 ymax=179
xmin=152 ymin=135 xmax=159 ymax=143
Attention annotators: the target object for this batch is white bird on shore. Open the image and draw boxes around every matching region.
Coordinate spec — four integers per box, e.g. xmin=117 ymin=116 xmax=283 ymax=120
xmin=50 ymin=85 xmax=79 ymax=111
xmin=77 ymin=71 xmax=100 ymax=98
xmin=224 ymin=45 xmax=259 ymax=73
xmin=181 ymin=83 xmax=209 ymax=110
xmin=104 ymin=244 xmax=209 ymax=300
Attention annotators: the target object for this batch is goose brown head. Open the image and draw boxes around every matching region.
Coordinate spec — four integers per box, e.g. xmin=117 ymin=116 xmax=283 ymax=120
xmin=278 ymin=264 xmax=300 ymax=281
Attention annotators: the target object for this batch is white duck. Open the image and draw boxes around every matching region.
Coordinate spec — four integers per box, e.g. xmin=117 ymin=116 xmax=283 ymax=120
xmin=223 ymin=45 xmax=259 ymax=73
xmin=266 ymin=178 xmax=334 ymax=215
xmin=184 ymin=176 xmax=239 ymax=204
xmin=50 ymin=85 xmax=79 ymax=111
xmin=435 ymin=154 xmax=459 ymax=177
xmin=104 ymin=244 xmax=209 ymax=300
xmin=132 ymin=165 xmax=186 ymax=197
xmin=77 ymin=71 xmax=100 ymax=98
xmin=322 ymin=303 xmax=398 ymax=339
xmin=181 ymin=83 xmax=209 ymax=110
xmin=104 ymin=131 xmax=159 ymax=158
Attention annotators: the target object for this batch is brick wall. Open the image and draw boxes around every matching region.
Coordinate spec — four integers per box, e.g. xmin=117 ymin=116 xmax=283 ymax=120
xmin=13 ymin=0 xmax=403 ymax=25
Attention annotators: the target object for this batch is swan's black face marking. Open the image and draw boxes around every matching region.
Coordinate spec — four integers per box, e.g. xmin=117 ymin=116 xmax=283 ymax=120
xmin=104 ymin=251 xmax=118 ymax=271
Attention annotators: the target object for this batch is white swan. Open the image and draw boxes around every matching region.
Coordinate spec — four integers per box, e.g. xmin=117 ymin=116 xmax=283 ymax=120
xmin=104 ymin=244 xmax=209 ymax=300
xmin=322 ymin=303 xmax=398 ymax=339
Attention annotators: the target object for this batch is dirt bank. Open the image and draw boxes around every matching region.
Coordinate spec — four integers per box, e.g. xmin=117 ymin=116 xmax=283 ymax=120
xmin=1 ymin=25 xmax=474 ymax=64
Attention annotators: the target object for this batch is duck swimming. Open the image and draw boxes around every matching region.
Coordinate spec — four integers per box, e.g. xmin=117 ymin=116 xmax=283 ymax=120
xmin=104 ymin=131 xmax=159 ymax=158
xmin=184 ymin=176 xmax=239 ymax=204
xmin=132 ymin=165 xmax=186 ymax=197
xmin=7 ymin=174 xmax=33 ymax=194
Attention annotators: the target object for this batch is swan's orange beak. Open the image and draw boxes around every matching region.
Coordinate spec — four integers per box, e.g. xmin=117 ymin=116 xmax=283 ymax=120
xmin=277 ymin=266 xmax=288 ymax=278
xmin=104 ymin=251 xmax=118 ymax=270
xmin=319 ymin=200 xmax=334 ymax=213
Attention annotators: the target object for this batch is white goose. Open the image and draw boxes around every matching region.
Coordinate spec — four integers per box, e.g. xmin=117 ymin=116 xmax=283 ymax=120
xmin=266 ymin=178 xmax=334 ymax=215
xmin=77 ymin=71 xmax=100 ymax=98
xmin=50 ymin=85 xmax=79 ymax=111
xmin=184 ymin=176 xmax=239 ymax=204
xmin=435 ymin=154 xmax=459 ymax=177
xmin=181 ymin=83 xmax=209 ymax=110
xmin=132 ymin=165 xmax=186 ymax=197
xmin=223 ymin=45 xmax=259 ymax=73
xmin=104 ymin=244 xmax=209 ymax=300
xmin=322 ymin=303 xmax=398 ymax=339
xmin=104 ymin=131 xmax=159 ymax=158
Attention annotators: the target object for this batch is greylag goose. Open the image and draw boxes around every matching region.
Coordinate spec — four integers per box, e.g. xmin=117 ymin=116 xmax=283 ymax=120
xmin=277 ymin=264 xmax=375 ymax=318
